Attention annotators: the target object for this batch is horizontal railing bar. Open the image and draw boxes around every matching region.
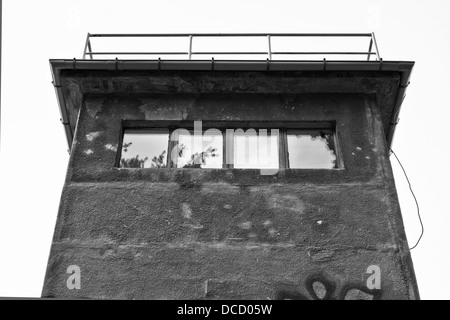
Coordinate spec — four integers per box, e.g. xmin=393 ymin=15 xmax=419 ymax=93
xmin=89 ymin=33 xmax=373 ymax=38
xmin=88 ymin=52 xmax=189 ymax=55
xmin=87 ymin=51 xmax=376 ymax=56
xmin=191 ymin=52 xmax=269 ymax=55
xmin=271 ymin=52 xmax=376 ymax=55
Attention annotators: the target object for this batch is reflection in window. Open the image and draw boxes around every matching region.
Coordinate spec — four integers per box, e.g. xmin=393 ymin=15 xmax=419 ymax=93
xmin=174 ymin=130 xmax=223 ymax=168
xmin=287 ymin=130 xmax=337 ymax=169
xmin=120 ymin=129 xmax=169 ymax=168
xmin=233 ymin=129 xmax=279 ymax=169
xmin=118 ymin=126 xmax=339 ymax=170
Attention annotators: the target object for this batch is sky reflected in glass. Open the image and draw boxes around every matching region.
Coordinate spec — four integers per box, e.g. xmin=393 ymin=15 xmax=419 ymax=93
xmin=287 ymin=130 xmax=336 ymax=169
xmin=120 ymin=129 xmax=169 ymax=168
xmin=234 ymin=130 xmax=279 ymax=169
xmin=176 ymin=131 xmax=223 ymax=168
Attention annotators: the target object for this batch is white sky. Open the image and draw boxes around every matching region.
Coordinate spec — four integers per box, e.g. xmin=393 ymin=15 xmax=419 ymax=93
xmin=1 ymin=0 xmax=449 ymax=299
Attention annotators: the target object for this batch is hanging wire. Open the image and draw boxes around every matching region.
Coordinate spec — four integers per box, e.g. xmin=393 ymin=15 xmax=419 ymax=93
xmin=390 ymin=149 xmax=424 ymax=250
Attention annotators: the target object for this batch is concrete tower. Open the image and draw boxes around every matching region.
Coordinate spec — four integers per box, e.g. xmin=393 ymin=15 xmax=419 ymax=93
xmin=43 ymin=33 xmax=419 ymax=299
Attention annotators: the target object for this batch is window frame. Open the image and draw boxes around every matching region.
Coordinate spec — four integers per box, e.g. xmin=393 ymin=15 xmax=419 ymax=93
xmin=117 ymin=120 xmax=342 ymax=170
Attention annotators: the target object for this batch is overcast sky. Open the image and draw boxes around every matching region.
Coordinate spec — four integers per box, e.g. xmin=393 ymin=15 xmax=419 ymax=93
xmin=1 ymin=0 xmax=449 ymax=299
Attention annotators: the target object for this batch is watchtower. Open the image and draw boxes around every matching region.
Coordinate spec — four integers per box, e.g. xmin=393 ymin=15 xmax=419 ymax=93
xmin=43 ymin=33 xmax=419 ymax=299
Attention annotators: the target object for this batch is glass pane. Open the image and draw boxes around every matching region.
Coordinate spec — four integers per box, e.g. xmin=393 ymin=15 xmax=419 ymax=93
xmin=175 ymin=130 xmax=223 ymax=168
xmin=234 ymin=129 xmax=279 ymax=169
xmin=287 ymin=129 xmax=337 ymax=169
xmin=120 ymin=129 xmax=169 ymax=168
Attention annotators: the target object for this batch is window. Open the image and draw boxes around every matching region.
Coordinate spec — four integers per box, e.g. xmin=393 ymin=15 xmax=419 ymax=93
xmin=231 ymin=129 xmax=279 ymax=169
xmin=120 ymin=129 xmax=169 ymax=168
xmin=286 ymin=129 xmax=337 ymax=169
xmin=171 ymin=129 xmax=223 ymax=168
xmin=118 ymin=123 xmax=339 ymax=170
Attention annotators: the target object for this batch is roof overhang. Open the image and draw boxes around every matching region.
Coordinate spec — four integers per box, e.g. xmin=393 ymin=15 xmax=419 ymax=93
xmin=50 ymin=59 xmax=414 ymax=151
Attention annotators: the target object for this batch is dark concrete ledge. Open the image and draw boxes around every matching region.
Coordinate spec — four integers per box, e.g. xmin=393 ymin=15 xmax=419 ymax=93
xmin=50 ymin=59 xmax=414 ymax=150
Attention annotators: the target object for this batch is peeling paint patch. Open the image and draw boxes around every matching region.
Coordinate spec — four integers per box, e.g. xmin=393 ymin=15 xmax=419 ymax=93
xmin=268 ymin=227 xmax=278 ymax=237
xmin=344 ymin=288 xmax=374 ymax=300
xmin=248 ymin=233 xmax=257 ymax=240
xmin=224 ymin=204 xmax=232 ymax=209
xmin=307 ymin=247 xmax=336 ymax=262
xmin=356 ymin=147 xmax=362 ymax=151
xmin=86 ymin=131 xmax=101 ymax=141
xmin=85 ymin=99 xmax=102 ymax=118
xmin=181 ymin=203 xmax=192 ymax=219
xmin=84 ymin=149 xmax=94 ymax=155
xmin=238 ymin=221 xmax=252 ymax=229
xmin=270 ymin=194 xmax=305 ymax=214
xmin=183 ymin=223 xmax=203 ymax=229
xmin=139 ymin=98 xmax=194 ymax=120
xmin=104 ymin=144 xmax=118 ymax=152
xmin=365 ymin=156 xmax=371 ymax=160
xmin=263 ymin=220 xmax=272 ymax=227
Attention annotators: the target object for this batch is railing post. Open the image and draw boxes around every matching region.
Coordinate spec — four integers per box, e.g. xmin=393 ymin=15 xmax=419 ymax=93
xmin=371 ymin=32 xmax=381 ymax=61
xmin=367 ymin=38 xmax=373 ymax=61
xmin=82 ymin=33 xmax=91 ymax=59
xmin=87 ymin=38 xmax=93 ymax=60
xmin=188 ymin=35 xmax=193 ymax=60
xmin=267 ymin=35 xmax=272 ymax=60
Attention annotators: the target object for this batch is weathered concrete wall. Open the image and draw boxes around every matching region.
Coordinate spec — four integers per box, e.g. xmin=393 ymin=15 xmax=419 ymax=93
xmin=43 ymin=71 xmax=419 ymax=299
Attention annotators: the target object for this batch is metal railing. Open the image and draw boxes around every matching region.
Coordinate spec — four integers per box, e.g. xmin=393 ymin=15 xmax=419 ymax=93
xmin=82 ymin=33 xmax=381 ymax=61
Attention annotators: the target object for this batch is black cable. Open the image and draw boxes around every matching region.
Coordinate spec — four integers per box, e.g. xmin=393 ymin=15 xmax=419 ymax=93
xmin=390 ymin=149 xmax=424 ymax=250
